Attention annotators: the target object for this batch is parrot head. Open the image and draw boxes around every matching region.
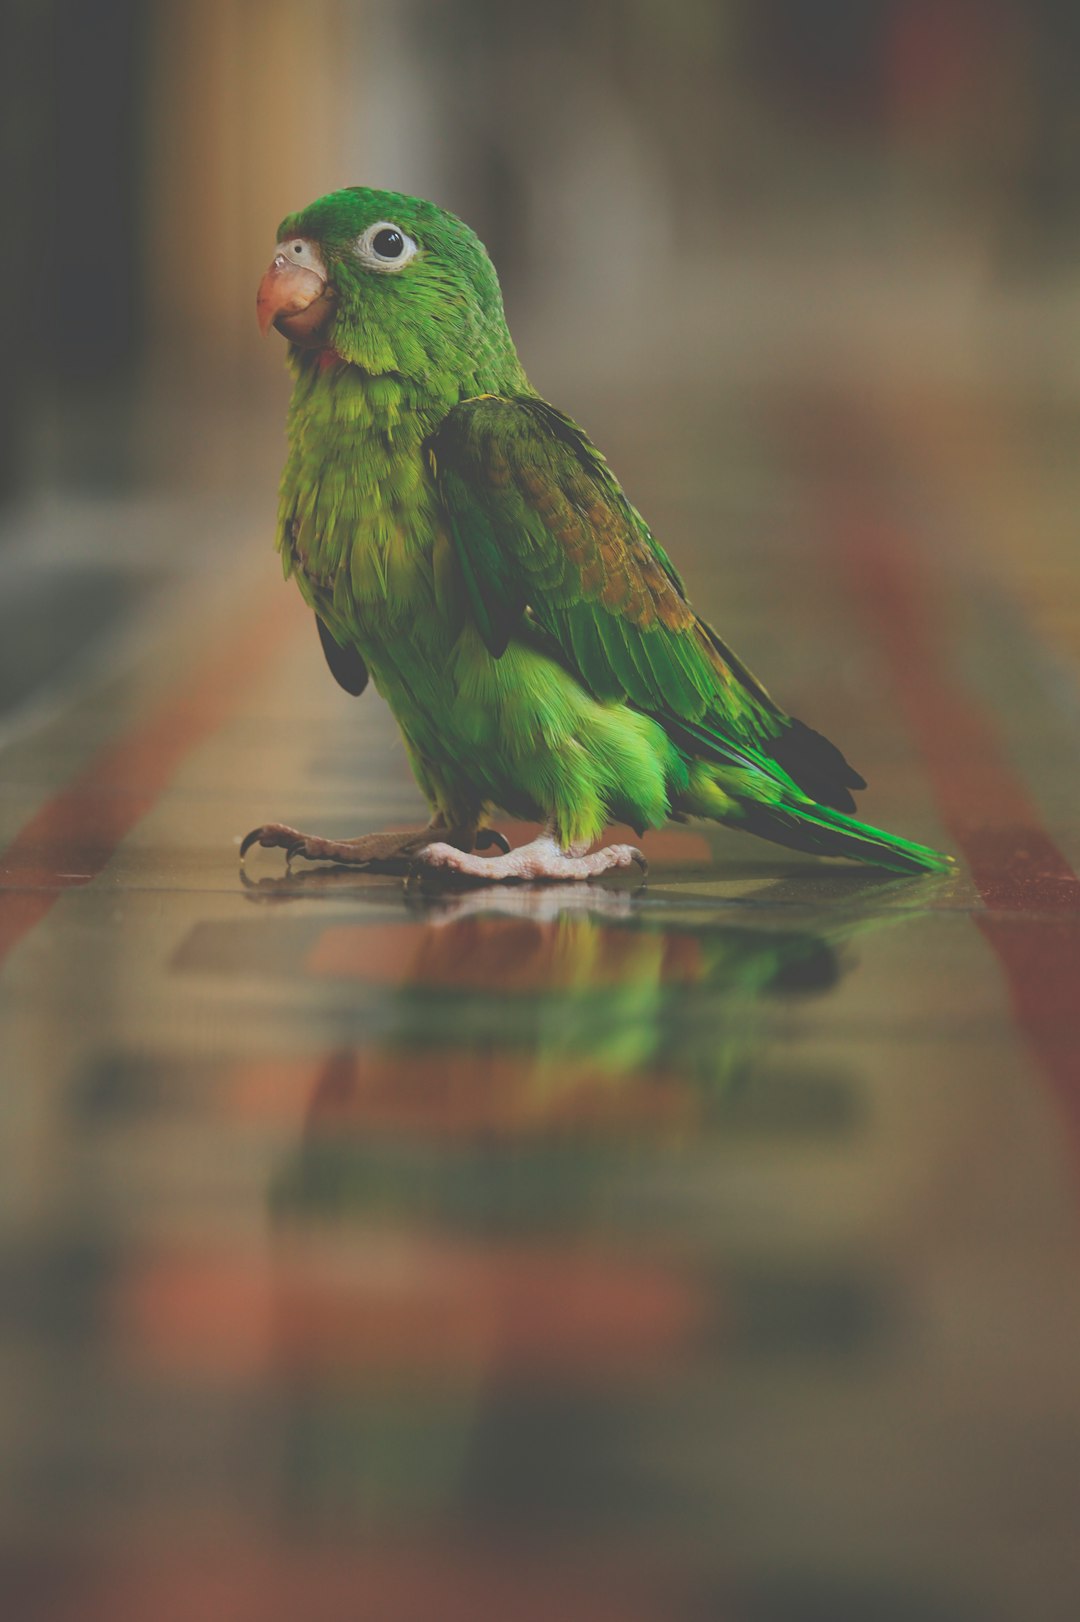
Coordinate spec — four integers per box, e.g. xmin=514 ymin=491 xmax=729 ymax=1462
xmin=256 ymin=187 xmax=520 ymax=383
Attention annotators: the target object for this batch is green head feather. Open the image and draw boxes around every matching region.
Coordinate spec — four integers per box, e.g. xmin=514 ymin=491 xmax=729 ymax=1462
xmin=277 ymin=187 xmax=525 ymax=390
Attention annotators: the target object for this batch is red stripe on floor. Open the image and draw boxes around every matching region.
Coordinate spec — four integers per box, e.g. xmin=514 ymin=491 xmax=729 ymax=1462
xmin=114 ymin=1238 xmax=701 ymax=1383
xmin=308 ymin=916 xmax=704 ymax=991
xmin=11 ymin=1543 xmax=691 ymax=1622
xmin=836 ymin=502 xmax=1080 ymax=1124
xmin=229 ymin=1048 xmax=691 ymax=1135
xmin=0 ymin=588 xmax=302 ymax=967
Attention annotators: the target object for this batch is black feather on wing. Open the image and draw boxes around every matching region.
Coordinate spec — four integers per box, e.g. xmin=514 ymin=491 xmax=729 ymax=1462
xmin=317 ymin=616 xmax=368 ymax=696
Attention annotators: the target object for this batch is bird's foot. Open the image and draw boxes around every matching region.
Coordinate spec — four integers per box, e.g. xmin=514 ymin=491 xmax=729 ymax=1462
xmin=411 ymin=833 xmax=647 ymax=886
xmin=239 ymin=820 xmax=509 ymax=874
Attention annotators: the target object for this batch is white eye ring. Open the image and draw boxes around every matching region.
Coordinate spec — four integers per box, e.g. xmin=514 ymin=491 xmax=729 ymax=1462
xmin=355 ymin=221 xmax=418 ymax=273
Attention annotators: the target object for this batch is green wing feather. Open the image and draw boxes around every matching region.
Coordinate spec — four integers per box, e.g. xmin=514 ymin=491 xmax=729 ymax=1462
xmin=431 ymin=394 xmax=865 ymax=811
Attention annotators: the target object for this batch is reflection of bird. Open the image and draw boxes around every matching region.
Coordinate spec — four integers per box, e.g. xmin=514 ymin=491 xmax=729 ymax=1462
xmin=244 ymin=188 xmax=950 ymax=883
xmin=369 ymin=892 xmax=846 ymax=1102
xmin=264 ymin=882 xmax=898 ymax=1521
xmin=264 ymin=879 xmax=909 ymax=1220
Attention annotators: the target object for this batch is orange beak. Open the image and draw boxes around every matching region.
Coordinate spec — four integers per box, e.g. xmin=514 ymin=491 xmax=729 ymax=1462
xmin=256 ymin=253 xmax=336 ymax=347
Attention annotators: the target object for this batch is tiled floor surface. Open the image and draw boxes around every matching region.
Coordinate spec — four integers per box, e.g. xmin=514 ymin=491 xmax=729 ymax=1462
xmin=2 ymin=364 xmax=1080 ymax=1620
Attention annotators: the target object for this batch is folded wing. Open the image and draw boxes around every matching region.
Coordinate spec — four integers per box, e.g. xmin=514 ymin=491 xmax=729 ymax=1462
xmin=431 ymin=394 xmax=865 ymax=811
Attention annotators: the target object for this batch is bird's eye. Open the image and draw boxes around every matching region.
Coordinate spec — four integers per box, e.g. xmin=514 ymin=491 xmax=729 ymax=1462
xmin=355 ymin=221 xmax=419 ymax=273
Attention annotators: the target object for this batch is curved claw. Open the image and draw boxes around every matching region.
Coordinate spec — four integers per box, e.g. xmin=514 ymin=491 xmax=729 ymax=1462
xmin=475 ymin=828 xmax=511 ymax=856
xmin=240 ymin=825 xmax=272 ymax=859
xmin=239 ymin=823 xmax=308 ymax=862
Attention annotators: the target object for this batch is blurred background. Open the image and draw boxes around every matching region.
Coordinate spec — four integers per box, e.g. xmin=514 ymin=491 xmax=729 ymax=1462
xmin=4 ymin=4 xmax=1080 ymax=1621
xmin=3 ymin=0 xmax=1080 ymax=707
xmin=5 ymin=0 xmax=1080 ymax=489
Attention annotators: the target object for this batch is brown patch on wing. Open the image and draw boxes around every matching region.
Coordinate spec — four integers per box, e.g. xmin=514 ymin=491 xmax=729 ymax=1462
xmin=512 ymin=460 xmax=697 ymax=636
xmin=486 ymin=443 xmax=513 ymax=487
xmin=696 ymin=625 xmax=738 ymax=686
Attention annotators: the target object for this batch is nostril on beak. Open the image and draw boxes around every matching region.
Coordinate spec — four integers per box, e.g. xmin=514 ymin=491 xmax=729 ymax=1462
xmin=256 ymin=253 xmax=332 ymax=341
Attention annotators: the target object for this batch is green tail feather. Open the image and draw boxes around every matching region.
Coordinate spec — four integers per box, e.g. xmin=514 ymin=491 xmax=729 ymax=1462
xmin=663 ymin=711 xmax=952 ymax=877
xmin=736 ymin=798 xmax=953 ymax=876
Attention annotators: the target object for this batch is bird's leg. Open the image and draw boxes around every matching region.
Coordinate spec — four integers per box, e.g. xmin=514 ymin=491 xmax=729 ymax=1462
xmin=412 ymin=823 xmax=646 ymax=885
xmin=239 ymin=812 xmax=509 ymax=874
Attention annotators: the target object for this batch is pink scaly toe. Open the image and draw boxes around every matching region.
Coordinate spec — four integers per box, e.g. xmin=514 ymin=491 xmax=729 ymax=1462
xmin=412 ymin=834 xmax=647 ymax=886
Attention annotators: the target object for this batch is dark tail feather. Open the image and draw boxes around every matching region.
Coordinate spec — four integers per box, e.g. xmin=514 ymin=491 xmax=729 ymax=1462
xmin=766 ymin=717 xmax=866 ymax=813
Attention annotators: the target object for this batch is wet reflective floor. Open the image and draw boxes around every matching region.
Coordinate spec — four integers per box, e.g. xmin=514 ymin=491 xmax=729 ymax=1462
xmin=3 ymin=370 xmax=1080 ymax=1621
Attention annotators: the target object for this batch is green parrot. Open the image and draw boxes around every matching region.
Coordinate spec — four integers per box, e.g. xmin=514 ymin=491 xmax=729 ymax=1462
xmin=242 ymin=187 xmax=950 ymax=883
